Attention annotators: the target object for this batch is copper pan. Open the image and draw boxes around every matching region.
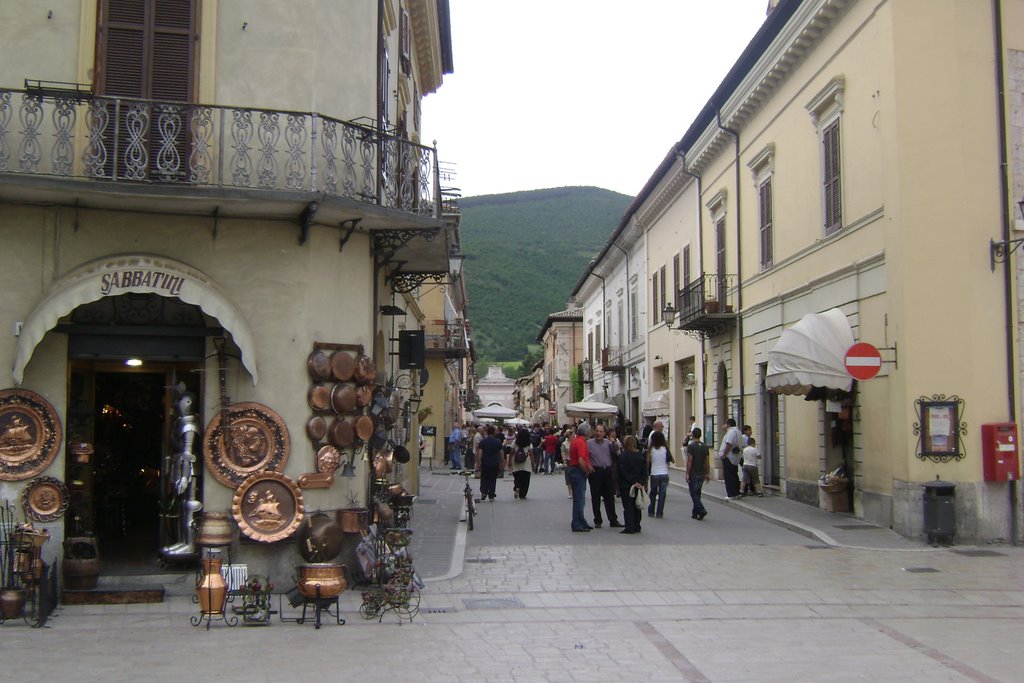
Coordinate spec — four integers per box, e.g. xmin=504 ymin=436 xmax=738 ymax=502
xmin=330 ymin=384 xmax=357 ymax=414
xmin=354 ymin=354 xmax=377 ymax=385
xmin=306 ymin=416 xmax=327 ymax=442
xmin=307 ymin=350 xmax=331 ymax=381
xmin=307 ymin=383 xmax=331 ymax=412
xmin=355 ymin=385 xmax=374 ymax=408
xmin=328 ymin=419 xmax=354 ymax=448
xmin=330 ymin=351 xmax=355 ymax=381
xmin=354 ymin=415 xmax=375 ymax=442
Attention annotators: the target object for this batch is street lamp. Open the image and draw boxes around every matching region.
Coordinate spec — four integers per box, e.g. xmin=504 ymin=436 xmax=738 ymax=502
xmin=448 ymin=244 xmax=464 ymax=278
xmin=662 ymin=303 xmax=677 ymax=327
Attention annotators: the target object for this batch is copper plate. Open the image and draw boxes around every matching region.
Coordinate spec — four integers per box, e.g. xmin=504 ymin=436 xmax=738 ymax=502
xmin=232 ymin=471 xmax=304 ymax=543
xmin=307 ymin=350 xmax=331 ymax=381
xmin=306 ymin=416 xmax=327 ymax=442
xmin=354 ymin=354 xmax=377 ymax=385
xmin=330 ymin=351 xmax=355 ymax=382
xmin=355 ymin=385 xmax=374 ymax=408
xmin=316 ymin=445 xmax=342 ymax=474
xmin=21 ymin=476 xmax=69 ymax=522
xmin=0 ymin=388 xmax=62 ymax=481
xmin=354 ymin=415 xmax=375 ymax=441
xmin=307 ymin=383 xmax=331 ymax=413
xmin=203 ymin=402 xmax=291 ymax=488
xmin=328 ymin=419 xmax=354 ymax=448
xmin=330 ymin=384 xmax=357 ymax=414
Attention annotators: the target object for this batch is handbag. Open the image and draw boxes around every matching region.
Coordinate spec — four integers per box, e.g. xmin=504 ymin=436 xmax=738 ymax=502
xmin=631 ymin=484 xmax=648 ymax=510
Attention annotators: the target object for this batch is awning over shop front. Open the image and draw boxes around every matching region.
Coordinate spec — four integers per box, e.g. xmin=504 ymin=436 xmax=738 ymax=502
xmin=766 ymin=308 xmax=855 ymax=395
xmin=642 ymin=390 xmax=670 ymax=417
xmin=13 ymin=253 xmax=260 ymax=385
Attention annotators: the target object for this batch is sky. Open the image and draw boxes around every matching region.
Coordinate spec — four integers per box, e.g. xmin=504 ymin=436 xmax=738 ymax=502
xmin=421 ymin=0 xmax=773 ymax=199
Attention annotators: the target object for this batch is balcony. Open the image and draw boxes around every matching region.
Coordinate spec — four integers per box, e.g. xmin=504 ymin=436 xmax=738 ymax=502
xmin=601 ymin=346 xmax=624 ymax=371
xmin=424 ymin=319 xmax=469 ymax=359
xmin=0 ymin=87 xmax=441 ymax=229
xmin=671 ymin=274 xmax=738 ymax=339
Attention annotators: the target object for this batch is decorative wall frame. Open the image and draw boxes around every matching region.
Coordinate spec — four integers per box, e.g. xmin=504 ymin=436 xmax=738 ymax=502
xmin=913 ymin=394 xmax=966 ymax=462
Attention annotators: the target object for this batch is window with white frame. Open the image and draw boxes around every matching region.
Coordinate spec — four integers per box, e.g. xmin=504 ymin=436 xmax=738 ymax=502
xmin=806 ymin=76 xmax=845 ymax=236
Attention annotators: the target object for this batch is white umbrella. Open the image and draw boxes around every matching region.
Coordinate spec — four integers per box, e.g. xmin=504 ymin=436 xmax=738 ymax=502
xmin=564 ymin=400 xmax=619 ymax=419
xmin=506 ymin=417 xmax=531 ymax=427
xmin=472 ymin=402 xmax=517 ymax=420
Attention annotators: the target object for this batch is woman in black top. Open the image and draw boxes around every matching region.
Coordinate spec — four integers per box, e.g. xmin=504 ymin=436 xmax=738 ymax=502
xmin=616 ymin=435 xmax=647 ymax=534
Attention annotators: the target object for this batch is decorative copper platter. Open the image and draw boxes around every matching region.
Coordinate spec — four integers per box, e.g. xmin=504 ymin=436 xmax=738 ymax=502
xmin=307 ymin=350 xmax=331 ymax=381
xmin=330 ymin=351 xmax=355 ymax=382
xmin=0 ymin=388 xmax=62 ymax=481
xmin=354 ymin=354 xmax=377 ymax=385
xmin=232 ymin=471 xmax=304 ymax=543
xmin=316 ymin=445 xmax=342 ymax=474
xmin=21 ymin=476 xmax=69 ymax=522
xmin=203 ymin=402 xmax=291 ymax=488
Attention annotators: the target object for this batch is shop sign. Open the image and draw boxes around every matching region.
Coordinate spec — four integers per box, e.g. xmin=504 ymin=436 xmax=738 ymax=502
xmin=100 ymin=269 xmax=187 ymax=297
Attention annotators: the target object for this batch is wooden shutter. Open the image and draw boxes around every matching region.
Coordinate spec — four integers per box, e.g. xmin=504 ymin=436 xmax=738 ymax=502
xmin=716 ymin=219 xmax=727 ymax=303
xmin=760 ymin=177 xmax=773 ymax=268
xmin=652 ymin=270 xmax=659 ymax=322
xmin=823 ymin=120 xmax=842 ymax=233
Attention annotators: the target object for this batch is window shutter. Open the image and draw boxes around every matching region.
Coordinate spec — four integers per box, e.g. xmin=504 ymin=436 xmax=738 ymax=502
xmin=652 ymin=271 xmax=659 ymax=322
xmin=760 ymin=178 xmax=773 ymax=268
xmin=823 ymin=121 xmax=842 ymax=233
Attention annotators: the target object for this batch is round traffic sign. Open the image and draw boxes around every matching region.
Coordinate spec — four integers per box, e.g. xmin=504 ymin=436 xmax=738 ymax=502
xmin=845 ymin=342 xmax=882 ymax=381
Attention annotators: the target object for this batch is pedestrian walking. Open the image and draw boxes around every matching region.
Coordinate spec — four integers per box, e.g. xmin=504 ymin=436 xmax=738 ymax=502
xmin=617 ymin=435 xmax=647 ymax=534
xmin=646 ymin=430 xmax=673 ymax=518
xmin=542 ymin=427 xmax=559 ymax=474
xmin=448 ymin=423 xmax=464 ymax=470
xmin=567 ymin=422 xmax=594 ymax=532
xmin=560 ymin=426 xmax=573 ymax=498
xmin=476 ymin=425 xmax=503 ymax=501
xmin=587 ymin=424 xmax=622 ymax=528
xmin=741 ymin=436 xmax=763 ymax=496
xmin=686 ymin=427 xmax=710 ymax=520
xmin=530 ymin=423 xmax=544 ymax=473
xmin=719 ymin=418 xmax=743 ymax=498
xmin=509 ymin=428 xmax=533 ymax=499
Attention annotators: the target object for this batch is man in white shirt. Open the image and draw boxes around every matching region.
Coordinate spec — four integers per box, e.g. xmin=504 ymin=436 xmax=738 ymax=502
xmin=718 ymin=418 xmax=742 ymax=498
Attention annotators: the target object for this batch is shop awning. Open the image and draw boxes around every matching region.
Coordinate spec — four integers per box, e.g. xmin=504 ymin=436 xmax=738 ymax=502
xmin=642 ymin=390 xmax=670 ymax=417
xmin=13 ymin=254 xmax=259 ymax=385
xmin=766 ymin=308 xmax=854 ymax=395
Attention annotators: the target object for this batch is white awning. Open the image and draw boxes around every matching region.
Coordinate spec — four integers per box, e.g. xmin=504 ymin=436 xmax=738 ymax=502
xmin=766 ymin=308 xmax=855 ymax=395
xmin=642 ymin=390 xmax=670 ymax=417
xmin=13 ymin=253 xmax=259 ymax=385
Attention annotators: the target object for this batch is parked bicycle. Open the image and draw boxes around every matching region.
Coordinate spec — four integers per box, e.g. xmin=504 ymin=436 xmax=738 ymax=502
xmin=460 ymin=470 xmax=476 ymax=531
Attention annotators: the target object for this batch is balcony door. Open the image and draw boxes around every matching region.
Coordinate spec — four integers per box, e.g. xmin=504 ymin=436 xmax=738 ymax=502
xmin=95 ymin=0 xmax=198 ymax=180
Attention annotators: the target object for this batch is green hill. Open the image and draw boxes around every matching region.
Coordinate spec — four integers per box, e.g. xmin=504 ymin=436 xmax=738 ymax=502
xmin=460 ymin=186 xmax=632 ymax=363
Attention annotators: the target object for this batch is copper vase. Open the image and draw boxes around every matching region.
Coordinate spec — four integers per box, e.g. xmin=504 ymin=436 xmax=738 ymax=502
xmin=196 ymin=557 xmax=227 ymax=615
xmin=0 ymin=588 xmax=25 ymax=619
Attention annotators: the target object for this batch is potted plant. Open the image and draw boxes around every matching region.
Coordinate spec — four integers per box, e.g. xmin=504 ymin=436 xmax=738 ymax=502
xmin=239 ymin=574 xmax=274 ymax=625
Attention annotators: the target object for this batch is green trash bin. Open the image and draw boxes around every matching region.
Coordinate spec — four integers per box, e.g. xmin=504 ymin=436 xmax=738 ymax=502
xmin=922 ymin=476 xmax=955 ymax=545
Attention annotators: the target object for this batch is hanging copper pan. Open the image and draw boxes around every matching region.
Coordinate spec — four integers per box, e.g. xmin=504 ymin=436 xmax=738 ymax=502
xmin=355 ymin=385 xmax=374 ymax=408
xmin=330 ymin=351 xmax=355 ymax=382
xmin=354 ymin=354 xmax=377 ymax=385
xmin=354 ymin=415 xmax=375 ymax=442
xmin=306 ymin=416 xmax=327 ymax=442
xmin=307 ymin=383 xmax=331 ymax=413
xmin=330 ymin=384 xmax=357 ymax=414
xmin=307 ymin=350 xmax=331 ymax=381
xmin=328 ymin=419 xmax=354 ymax=448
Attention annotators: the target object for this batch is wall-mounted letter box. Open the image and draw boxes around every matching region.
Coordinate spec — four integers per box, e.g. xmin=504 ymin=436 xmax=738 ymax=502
xmin=980 ymin=422 xmax=1020 ymax=482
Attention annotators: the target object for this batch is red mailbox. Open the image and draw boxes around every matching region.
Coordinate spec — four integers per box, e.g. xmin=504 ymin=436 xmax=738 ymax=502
xmin=980 ymin=423 xmax=1020 ymax=481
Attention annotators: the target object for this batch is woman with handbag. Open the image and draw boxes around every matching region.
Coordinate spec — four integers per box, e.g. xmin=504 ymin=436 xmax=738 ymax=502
xmin=509 ymin=428 xmax=534 ymax=499
xmin=617 ymin=435 xmax=647 ymax=534
xmin=646 ymin=430 xmax=673 ymax=518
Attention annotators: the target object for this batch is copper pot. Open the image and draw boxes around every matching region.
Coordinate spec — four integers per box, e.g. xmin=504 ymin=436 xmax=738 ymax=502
xmin=354 ymin=354 xmax=377 ymax=385
xmin=387 ymin=483 xmax=404 ymax=496
xmin=307 ymin=383 xmax=331 ymax=412
xmin=328 ymin=419 xmax=354 ymax=448
xmin=330 ymin=351 xmax=355 ymax=381
xmin=331 ymin=384 xmax=357 ymax=414
xmin=307 ymin=350 xmax=331 ymax=381
xmin=373 ymin=454 xmax=390 ymax=478
xmin=197 ymin=556 xmax=227 ymax=615
xmin=196 ymin=512 xmax=234 ymax=547
xmin=297 ymin=563 xmax=347 ymax=598
xmin=336 ymin=507 xmax=367 ymax=534
xmin=306 ymin=416 xmax=327 ymax=442
xmin=355 ymin=385 xmax=374 ymax=408
xmin=354 ymin=415 xmax=374 ymax=442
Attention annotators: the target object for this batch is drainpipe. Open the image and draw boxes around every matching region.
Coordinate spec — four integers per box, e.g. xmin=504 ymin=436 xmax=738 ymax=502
xmin=677 ymin=150 xmax=707 ymax=418
xmin=592 ymin=268 xmax=607 ymax=396
xmin=991 ymin=0 xmax=1018 ymax=545
xmin=716 ymin=111 xmax=746 ymax=423
xmin=610 ymin=240 xmax=630 ymax=395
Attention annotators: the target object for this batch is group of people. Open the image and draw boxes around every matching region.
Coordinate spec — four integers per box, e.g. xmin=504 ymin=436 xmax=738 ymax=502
xmin=448 ymin=414 xmax=763 ymax=534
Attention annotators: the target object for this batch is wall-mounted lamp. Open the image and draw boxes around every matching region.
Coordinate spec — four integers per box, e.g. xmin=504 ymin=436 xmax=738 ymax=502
xmin=448 ymin=244 xmax=464 ymax=278
xmin=662 ymin=303 xmax=676 ymax=327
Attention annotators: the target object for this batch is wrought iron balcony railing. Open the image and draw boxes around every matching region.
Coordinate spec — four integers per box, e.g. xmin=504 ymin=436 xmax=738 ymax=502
xmin=0 ymin=88 xmax=439 ymax=218
xmin=579 ymin=359 xmax=594 ymax=385
xmin=601 ymin=346 xmax=624 ymax=371
xmin=673 ymin=274 xmax=738 ymax=338
xmin=424 ymin=319 xmax=469 ymax=358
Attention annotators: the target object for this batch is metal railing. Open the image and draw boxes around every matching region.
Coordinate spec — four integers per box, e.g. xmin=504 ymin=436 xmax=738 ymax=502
xmin=601 ymin=346 xmax=624 ymax=370
xmin=0 ymin=88 xmax=439 ymax=218
xmin=676 ymin=274 xmax=738 ymax=324
xmin=424 ymin=319 xmax=469 ymax=356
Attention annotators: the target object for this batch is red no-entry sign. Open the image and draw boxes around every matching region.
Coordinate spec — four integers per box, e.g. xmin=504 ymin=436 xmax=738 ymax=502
xmin=845 ymin=342 xmax=882 ymax=380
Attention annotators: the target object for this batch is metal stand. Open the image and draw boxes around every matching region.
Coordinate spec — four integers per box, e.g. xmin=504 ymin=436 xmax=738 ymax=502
xmin=278 ymin=585 xmax=345 ymax=629
xmin=190 ymin=548 xmax=237 ymax=630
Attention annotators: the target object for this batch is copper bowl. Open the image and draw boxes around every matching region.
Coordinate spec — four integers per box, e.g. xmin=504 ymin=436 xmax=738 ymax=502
xmin=387 ymin=483 xmax=404 ymax=496
xmin=336 ymin=508 xmax=367 ymax=534
xmin=296 ymin=563 xmax=347 ymax=598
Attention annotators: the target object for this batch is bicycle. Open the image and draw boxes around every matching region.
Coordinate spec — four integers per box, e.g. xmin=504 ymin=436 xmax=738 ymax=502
xmin=460 ymin=470 xmax=476 ymax=531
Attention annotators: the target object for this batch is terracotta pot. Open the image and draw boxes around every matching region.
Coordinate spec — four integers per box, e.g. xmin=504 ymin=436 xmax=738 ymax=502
xmin=296 ymin=563 xmax=347 ymax=598
xmin=0 ymin=588 xmax=26 ymax=619
xmin=63 ymin=536 xmax=100 ymax=590
xmin=196 ymin=512 xmax=233 ymax=547
xmin=336 ymin=508 xmax=367 ymax=534
xmin=196 ymin=556 xmax=227 ymax=615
